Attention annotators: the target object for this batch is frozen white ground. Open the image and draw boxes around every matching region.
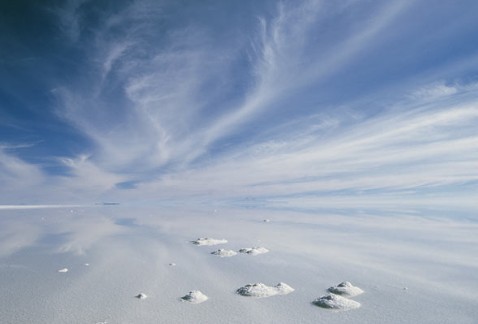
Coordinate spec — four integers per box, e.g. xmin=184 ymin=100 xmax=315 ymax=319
xmin=0 ymin=205 xmax=477 ymax=323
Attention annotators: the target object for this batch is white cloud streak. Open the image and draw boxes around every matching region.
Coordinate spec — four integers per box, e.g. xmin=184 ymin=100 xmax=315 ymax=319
xmin=53 ymin=0 xmax=414 ymax=175
xmin=0 ymin=148 xmax=45 ymax=203
xmin=197 ymin=1 xmax=412 ymax=153
xmin=133 ymin=91 xmax=478 ymax=208
xmin=3 ymin=0 xmax=478 ymax=208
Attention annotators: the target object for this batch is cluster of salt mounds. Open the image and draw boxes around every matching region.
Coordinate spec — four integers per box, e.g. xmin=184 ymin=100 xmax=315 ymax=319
xmin=328 ymin=281 xmax=364 ymax=297
xmin=236 ymin=282 xmax=294 ymax=298
xmin=181 ymin=290 xmax=208 ymax=304
xmin=211 ymin=249 xmax=237 ymax=257
xmin=313 ymin=294 xmax=361 ymax=310
xmin=191 ymin=238 xmax=228 ymax=246
xmin=314 ymin=281 xmax=363 ymax=311
xmin=238 ymin=247 xmax=269 ymax=255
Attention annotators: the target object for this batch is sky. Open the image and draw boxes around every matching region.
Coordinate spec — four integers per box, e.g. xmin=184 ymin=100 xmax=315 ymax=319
xmin=1 ymin=0 xmax=478 ymax=210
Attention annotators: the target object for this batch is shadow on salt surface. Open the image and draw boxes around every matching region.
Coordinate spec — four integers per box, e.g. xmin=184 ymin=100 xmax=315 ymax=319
xmin=135 ymin=293 xmax=147 ymax=299
xmin=181 ymin=290 xmax=209 ymax=304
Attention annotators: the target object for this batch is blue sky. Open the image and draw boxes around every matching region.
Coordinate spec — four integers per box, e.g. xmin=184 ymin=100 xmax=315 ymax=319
xmin=1 ymin=0 xmax=478 ymax=208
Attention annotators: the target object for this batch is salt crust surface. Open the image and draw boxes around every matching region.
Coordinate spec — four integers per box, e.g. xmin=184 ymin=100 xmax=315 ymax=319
xmin=236 ymin=282 xmax=294 ymax=298
xmin=211 ymin=249 xmax=237 ymax=257
xmin=181 ymin=290 xmax=209 ymax=304
xmin=313 ymin=294 xmax=361 ymax=310
xmin=3 ymin=208 xmax=476 ymax=323
xmin=238 ymin=247 xmax=269 ymax=255
xmin=191 ymin=238 xmax=228 ymax=246
xmin=328 ymin=281 xmax=364 ymax=297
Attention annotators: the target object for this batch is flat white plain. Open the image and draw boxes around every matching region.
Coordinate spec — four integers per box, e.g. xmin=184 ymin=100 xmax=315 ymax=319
xmin=0 ymin=206 xmax=477 ymax=323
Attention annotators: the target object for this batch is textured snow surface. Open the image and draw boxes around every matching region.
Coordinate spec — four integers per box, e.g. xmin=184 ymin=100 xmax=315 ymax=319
xmin=327 ymin=281 xmax=364 ymax=297
xmin=313 ymin=293 xmax=361 ymax=310
xmin=181 ymin=290 xmax=208 ymax=304
xmin=135 ymin=293 xmax=147 ymax=299
xmin=236 ymin=282 xmax=294 ymax=298
xmin=210 ymin=249 xmax=237 ymax=257
xmin=191 ymin=237 xmax=228 ymax=246
xmin=238 ymin=247 xmax=269 ymax=255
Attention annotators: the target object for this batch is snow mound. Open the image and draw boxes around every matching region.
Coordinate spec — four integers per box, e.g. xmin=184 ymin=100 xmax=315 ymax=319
xmin=238 ymin=247 xmax=269 ymax=256
xmin=313 ymin=294 xmax=361 ymax=310
xmin=191 ymin=237 xmax=228 ymax=246
xmin=328 ymin=281 xmax=364 ymax=297
xmin=181 ymin=290 xmax=208 ymax=304
xmin=236 ymin=282 xmax=294 ymax=298
xmin=211 ymin=249 xmax=237 ymax=257
xmin=135 ymin=293 xmax=147 ymax=299
xmin=58 ymin=268 xmax=68 ymax=273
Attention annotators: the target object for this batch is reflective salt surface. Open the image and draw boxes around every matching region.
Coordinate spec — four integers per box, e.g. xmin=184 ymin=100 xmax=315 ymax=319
xmin=1 ymin=205 xmax=477 ymax=323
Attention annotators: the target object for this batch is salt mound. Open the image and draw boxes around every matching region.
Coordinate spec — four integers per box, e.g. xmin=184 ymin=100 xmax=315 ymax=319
xmin=236 ymin=282 xmax=294 ymax=298
xmin=313 ymin=294 xmax=361 ymax=310
xmin=135 ymin=293 xmax=147 ymax=299
xmin=238 ymin=247 xmax=269 ymax=256
xmin=58 ymin=268 xmax=68 ymax=273
xmin=181 ymin=290 xmax=208 ymax=304
xmin=327 ymin=281 xmax=364 ymax=297
xmin=191 ymin=237 xmax=228 ymax=246
xmin=211 ymin=249 xmax=237 ymax=257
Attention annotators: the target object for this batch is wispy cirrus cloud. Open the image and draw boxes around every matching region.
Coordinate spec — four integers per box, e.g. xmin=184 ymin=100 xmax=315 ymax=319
xmin=54 ymin=0 xmax=238 ymax=174
xmin=0 ymin=146 xmax=122 ymax=204
xmin=0 ymin=147 xmax=45 ymax=201
xmin=197 ymin=0 xmax=413 ymax=154
xmin=1 ymin=0 xmax=478 ymax=209
xmin=130 ymin=86 xmax=478 ymax=209
xmin=52 ymin=0 xmax=414 ymax=176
